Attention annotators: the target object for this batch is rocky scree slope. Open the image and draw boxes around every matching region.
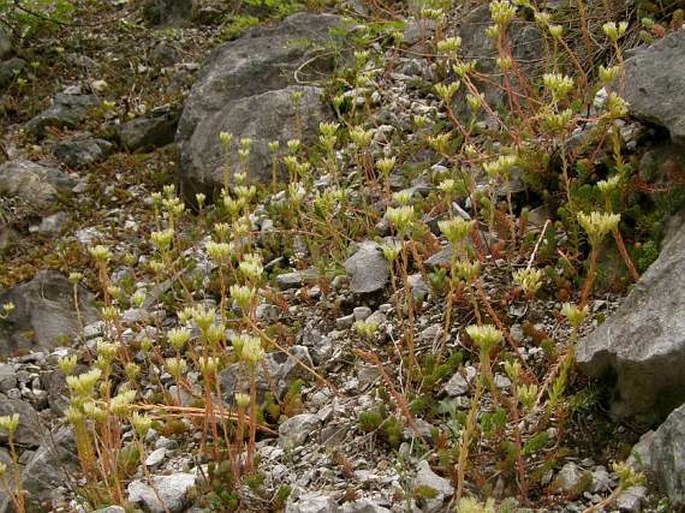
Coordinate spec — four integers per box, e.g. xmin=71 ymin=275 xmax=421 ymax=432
xmin=0 ymin=1 xmax=685 ymax=512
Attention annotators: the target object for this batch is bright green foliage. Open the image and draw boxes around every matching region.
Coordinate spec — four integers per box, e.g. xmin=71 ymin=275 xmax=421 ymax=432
xmin=203 ymin=460 xmax=240 ymax=512
xmin=358 ymin=410 xmax=383 ymax=433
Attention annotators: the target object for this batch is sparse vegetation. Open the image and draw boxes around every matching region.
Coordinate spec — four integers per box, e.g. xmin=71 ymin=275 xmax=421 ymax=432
xmin=0 ymin=0 xmax=682 ymax=510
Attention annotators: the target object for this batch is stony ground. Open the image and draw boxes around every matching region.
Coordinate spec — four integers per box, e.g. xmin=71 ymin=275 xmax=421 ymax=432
xmin=0 ymin=0 xmax=682 ymax=512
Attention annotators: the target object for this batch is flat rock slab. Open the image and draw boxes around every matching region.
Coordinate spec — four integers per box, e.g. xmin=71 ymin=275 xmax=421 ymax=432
xmin=622 ymin=30 xmax=685 ymax=145
xmin=0 ymin=270 xmax=98 ymax=356
xmin=0 ymin=427 xmax=80 ymax=512
xmin=0 ymin=398 xmax=42 ymax=447
xmin=286 ymin=492 xmax=340 ymax=513
xmin=577 ymin=212 xmax=685 ymax=424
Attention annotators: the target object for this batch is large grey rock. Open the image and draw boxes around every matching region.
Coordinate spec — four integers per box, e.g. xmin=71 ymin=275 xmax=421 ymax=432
xmin=629 ymin=403 xmax=685 ymax=509
xmin=0 ymin=364 xmax=17 ymax=392
xmin=278 ymin=413 xmax=320 ymax=451
xmin=142 ymin=0 xmax=192 ymax=26
xmin=127 ymin=472 xmax=196 ymax=513
xmin=0 ymin=57 xmax=26 ymax=90
xmin=119 ymin=105 xmax=181 ymax=152
xmin=0 ymin=448 xmax=16 ymax=512
xmin=622 ymin=30 xmax=685 ymax=145
xmin=176 ymin=12 xmax=342 ymax=197
xmin=0 ymin=270 xmax=98 ymax=356
xmin=25 ymin=92 xmax=99 ymax=139
xmin=179 ymin=85 xmax=329 ymax=195
xmin=451 ymin=5 xmax=543 ymax=123
xmin=344 ymin=241 xmax=389 ymax=294
xmin=220 ymin=345 xmax=313 ymax=404
xmin=286 ymin=492 xmax=340 ymax=513
xmin=0 ymin=427 xmax=80 ymax=512
xmin=552 ymin=462 xmax=591 ymax=496
xmin=0 ymin=159 xmax=77 ymax=213
xmin=276 ymin=268 xmax=319 ymax=290
xmin=615 ymin=485 xmax=647 ymax=512
xmin=0 ymin=28 xmax=11 ymax=60
xmin=413 ymin=460 xmax=454 ymax=513
xmin=577 ymin=212 xmax=685 ymax=424
xmin=342 ymin=499 xmax=390 ymax=513
xmin=53 ymin=136 xmax=114 ymax=169
xmin=0 ymin=398 xmax=42 ymax=447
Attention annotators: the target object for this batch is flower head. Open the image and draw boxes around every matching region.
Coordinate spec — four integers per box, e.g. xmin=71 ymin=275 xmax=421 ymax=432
xmin=561 ymin=302 xmax=589 ymax=328
xmin=438 ymin=217 xmax=474 ymax=246
xmin=577 ymin=211 xmax=621 ymax=247
xmin=465 ymin=324 xmax=503 ymax=355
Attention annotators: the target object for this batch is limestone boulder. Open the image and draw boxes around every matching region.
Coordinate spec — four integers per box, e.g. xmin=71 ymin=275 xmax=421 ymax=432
xmin=451 ymin=4 xmax=543 ymax=124
xmin=0 ymin=159 xmax=77 ymax=216
xmin=629 ymin=403 xmax=685 ymax=509
xmin=0 ymin=271 xmax=98 ymax=356
xmin=622 ymin=30 xmax=685 ymax=145
xmin=25 ymin=91 xmax=99 ymax=139
xmin=577 ymin=213 xmax=685 ymax=424
xmin=180 ymin=85 xmax=328 ymax=196
xmin=176 ymin=12 xmax=342 ymax=199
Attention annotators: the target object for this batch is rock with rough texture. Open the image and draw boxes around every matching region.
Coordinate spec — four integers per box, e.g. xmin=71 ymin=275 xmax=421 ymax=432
xmin=629 ymin=403 xmax=685 ymax=509
xmin=451 ymin=5 xmax=543 ymax=123
xmin=615 ymin=485 xmax=647 ymax=512
xmin=0 ymin=427 xmax=80 ymax=512
xmin=443 ymin=371 xmax=469 ymax=397
xmin=279 ymin=413 xmax=320 ymax=450
xmin=34 ymin=211 xmax=69 ymax=235
xmin=413 ymin=460 xmax=454 ymax=513
xmin=119 ymin=105 xmax=181 ymax=152
xmin=25 ymin=92 xmax=99 ymax=139
xmin=43 ymin=368 xmax=69 ymax=415
xmin=0 ymin=159 xmax=77 ymax=213
xmin=276 ymin=268 xmax=319 ymax=290
xmin=0 ymin=398 xmax=42 ymax=446
xmin=552 ymin=462 xmax=590 ymax=496
xmin=576 ymin=214 xmax=685 ymax=424
xmin=142 ymin=0 xmax=192 ymax=26
xmin=127 ymin=473 xmax=196 ymax=513
xmin=176 ymin=12 xmax=342 ymax=197
xmin=622 ymin=30 xmax=685 ymax=145
xmin=53 ymin=137 xmax=114 ymax=169
xmin=0 ymin=57 xmax=26 ymax=90
xmin=286 ymin=492 xmax=340 ymax=513
xmin=344 ymin=241 xmax=389 ymax=294
xmin=220 ymin=345 xmax=313 ymax=404
xmin=0 ymin=364 xmax=17 ymax=392
xmin=0 ymin=29 xmax=11 ymax=60
xmin=0 ymin=270 xmax=98 ymax=356
xmin=179 ymin=85 xmax=329 ymax=195
xmin=341 ymin=499 xmax=390 ymax=513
